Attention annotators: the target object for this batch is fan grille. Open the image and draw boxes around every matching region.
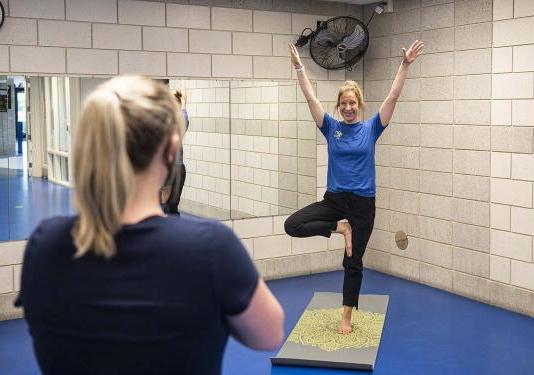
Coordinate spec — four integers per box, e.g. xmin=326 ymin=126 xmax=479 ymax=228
xmin=309 ymin=16 xmax=369 ymax=70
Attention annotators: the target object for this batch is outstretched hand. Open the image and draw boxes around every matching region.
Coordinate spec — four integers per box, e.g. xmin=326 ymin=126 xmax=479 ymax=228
xmin=402 ymin=40 xmax=424 ymax=64
xmin=288 ymin=43 xmax=303 ymax=68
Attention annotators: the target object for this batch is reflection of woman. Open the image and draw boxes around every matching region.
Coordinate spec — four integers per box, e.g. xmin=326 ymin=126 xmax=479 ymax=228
xmin=17 ymin=76 xmax=284 ymax=374
xmin=162 ymin=90 xmax=189 ymax=214
xmin=285 ymin=41 xmax=423 ymax=334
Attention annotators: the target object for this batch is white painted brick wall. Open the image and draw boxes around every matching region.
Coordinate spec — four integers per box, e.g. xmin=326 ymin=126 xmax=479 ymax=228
xmin=512 ymin=100 xmax=534 ymax=126
xmin=511 ymin=261 xmax=534 ymax=290
xmin=511 ymin=154 xmax=534 ymax=181
xmin=494 ymin=17 xmax=534 ymax=47
xmin=253 ymin=235 xmax=291 ymax=259
xmin=253 ymin=57 xmax=291 ymax=79
xmin=421 ymin=3 xmax=454 ymax=30
xmin=511 ymin=207 xmax=534 ymax=236
xmin=491 ymin=204 xmax=511 ymax=231
xmin=254 ymin=11 xmax=291 ymax=34
xmin=93 ymin=24 xmax=141 ymax=50
xmin=166 ymin=4 xmax=210 ymax=29
xmin=66 ymin=0 xmax=117 ymax=23
xmin=491 ymin=152 xmax=511 ymax=178
xmin=492 ymin=73 xmax=534 ymax=99
xmin=10 ymin=0 xmax=64 ymax=19
xmin=491 ymin=100 xmax=512 ymax=125
xmin=515 ymin=0 xmax=534 ymax=17
xmin=0 ymin=267 xmax=13 ymax=294
xmin=190 ymin=30 xmax=231 ymax=54
xmin=491 ymin=230 xmax=532 ymax=262
xmin=119 ymin=51 xmax=165 ymax=76
xmin=0 ymin=46 xmax=9 ymax=72
xmin=454 ymin=100 xmax=491 ymax=126
xmin=456 ymin=23 xmax=492 ymax=50
xmin=143 ymin=27 xmax=188 ymax=52
xmin=118 ymin=0 xmax=165 ymax=26
xmin=0 ymin=19 xmax=37 ymax=45
xmin=11 ymin=46 xmax=65 ymax=73
xmin=39 ymin=21 xmax=91 ymax=48
xmin=212 ymin=8 xmax=252 ymax=32
xmin=491 ymin=178 xmax=532 ymax=207
xmin=67 ymin=49 xmax=118 ymax=75
xmin=492 ymin=47 xmax=513 ymax=73
xmin=233 ymin=33 xmax=272 ymax=56
xmin=490 ymin=255 xmax=511 ymax=283
xmin=493 ymin=0 xmax=514 ymax=21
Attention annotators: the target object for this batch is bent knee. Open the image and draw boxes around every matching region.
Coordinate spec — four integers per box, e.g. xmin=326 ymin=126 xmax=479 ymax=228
xmin=284 ymin=217 xmax=297 ymax=236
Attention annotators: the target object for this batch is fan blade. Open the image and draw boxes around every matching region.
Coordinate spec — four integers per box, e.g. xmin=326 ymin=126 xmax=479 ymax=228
xmin=342 ymin=26 xmax=366 ymax=49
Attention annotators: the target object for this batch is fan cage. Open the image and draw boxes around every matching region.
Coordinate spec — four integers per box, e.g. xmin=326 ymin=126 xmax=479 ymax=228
xmin=308 ymin=16 xmax=369 ymax=71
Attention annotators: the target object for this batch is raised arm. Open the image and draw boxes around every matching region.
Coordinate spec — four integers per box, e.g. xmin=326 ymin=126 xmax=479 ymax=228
xmin=289 ymin=43 xmax=325 ymax=128
xmin=379 ymin=40 xmax=424 ymax=127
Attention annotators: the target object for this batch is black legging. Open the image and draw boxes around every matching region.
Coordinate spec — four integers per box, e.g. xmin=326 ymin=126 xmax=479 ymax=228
xmin=284 ymin=191 xmax=375 ymax=308
xmin=163 ymin=164 xmax=186 ymax=215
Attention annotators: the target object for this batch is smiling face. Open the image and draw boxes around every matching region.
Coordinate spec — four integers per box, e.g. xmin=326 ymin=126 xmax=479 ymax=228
xmin=338 ymin=91 xmax=359 ymax=123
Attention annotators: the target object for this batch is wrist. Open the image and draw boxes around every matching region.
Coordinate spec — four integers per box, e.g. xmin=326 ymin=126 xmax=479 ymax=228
xmin=294 ymin=65 xmax=305 ymax=73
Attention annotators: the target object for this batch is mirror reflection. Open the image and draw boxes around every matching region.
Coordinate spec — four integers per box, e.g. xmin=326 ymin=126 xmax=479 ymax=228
xmin=0 ymin=75 xmax=318 ymax=241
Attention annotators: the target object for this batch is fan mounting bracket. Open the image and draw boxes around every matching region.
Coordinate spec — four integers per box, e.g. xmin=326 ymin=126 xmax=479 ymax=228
xmin=381 ymin=0 xmax=393 ymax=13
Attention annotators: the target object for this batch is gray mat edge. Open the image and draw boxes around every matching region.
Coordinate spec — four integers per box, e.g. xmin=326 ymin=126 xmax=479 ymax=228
xmin=271 ymin=293 xmax=389 ymax=371
xmin=271 ymin=357 xmax=374 ymax=371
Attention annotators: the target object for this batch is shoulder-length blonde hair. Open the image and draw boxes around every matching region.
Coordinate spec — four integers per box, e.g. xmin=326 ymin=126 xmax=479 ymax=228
xmin=72 ymin=76 xmax=184 ymax=258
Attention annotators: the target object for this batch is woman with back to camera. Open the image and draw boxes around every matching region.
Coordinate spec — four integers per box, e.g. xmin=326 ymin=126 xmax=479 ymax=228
xmin=16 ymin=76 xmax=284 ymax=374
xmin=284 ymin=41 xmax=423 ymax=334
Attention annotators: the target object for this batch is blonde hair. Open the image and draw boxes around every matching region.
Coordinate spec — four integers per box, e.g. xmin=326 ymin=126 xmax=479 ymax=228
xmin=336 ymin=80 xmax=365 ymax=111
xmin=72 ymin=76 xmax=183 ymax=258
xmin=174 ymin=90 xmax=184 ymax=105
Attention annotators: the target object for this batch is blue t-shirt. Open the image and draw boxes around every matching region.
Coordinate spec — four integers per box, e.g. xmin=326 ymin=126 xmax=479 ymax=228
xmin=320 ymin=112 xmax=385 ymax=197
xmin=17 ymin=214 xmax=258 ymax=375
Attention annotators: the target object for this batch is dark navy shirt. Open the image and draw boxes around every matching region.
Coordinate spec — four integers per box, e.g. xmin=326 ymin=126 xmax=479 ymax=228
xmin=17 ymin=214 xmax=258 ymax=375
xmin=320 ymin=112 xmax=384 ymax=197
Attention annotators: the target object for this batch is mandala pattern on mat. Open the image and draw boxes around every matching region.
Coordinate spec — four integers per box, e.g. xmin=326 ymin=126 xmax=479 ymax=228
xmin=287 ymin=307 xmax=385 ymax=352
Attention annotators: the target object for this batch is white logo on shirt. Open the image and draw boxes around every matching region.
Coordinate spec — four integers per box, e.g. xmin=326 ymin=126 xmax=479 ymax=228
xmin=334 ymin=130 xmax=343 ymax=139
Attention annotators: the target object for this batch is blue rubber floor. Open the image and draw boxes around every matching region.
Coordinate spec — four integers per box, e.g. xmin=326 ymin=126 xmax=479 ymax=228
xmin=1 ymin=269 xmax=533 ymax=374
xmin=0 ymin=169 xmax=75 ymax=242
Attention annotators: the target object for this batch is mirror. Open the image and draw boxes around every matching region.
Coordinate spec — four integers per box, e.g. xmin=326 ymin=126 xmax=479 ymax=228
xmin=0 ymin=75 xmax=318 ymax=241
xmin=172 ymin=79 xmax=231 ymax=221
xmin=229 ymin=80 xmax=317 ymax=219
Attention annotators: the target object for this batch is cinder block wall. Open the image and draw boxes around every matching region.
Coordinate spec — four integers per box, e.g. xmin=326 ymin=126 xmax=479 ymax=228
xmin=322 ymin=0 xmax=532 ymax=316
xmin=230 ymin=81 xmax=281 ymax=217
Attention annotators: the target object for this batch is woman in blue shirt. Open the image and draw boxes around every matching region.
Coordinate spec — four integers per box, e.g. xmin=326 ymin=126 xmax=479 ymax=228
xmin=285 ymin=41 xmax=423 ymax=334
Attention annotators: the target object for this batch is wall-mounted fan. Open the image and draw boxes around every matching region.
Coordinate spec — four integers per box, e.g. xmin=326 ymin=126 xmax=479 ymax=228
xmin=0 ymin=1 xmax=5 ymax=29
xmin=295 ymin=16 xmax=369 ymax=71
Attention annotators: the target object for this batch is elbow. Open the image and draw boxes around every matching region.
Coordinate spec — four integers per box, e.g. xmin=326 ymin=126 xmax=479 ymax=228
xmin=387 ymin=93 xmax=400 ymax=102
xmin=257 ymin=306 xmax=286 ymax=351
xmin=271 ymin=307 xmax=286 ymax=349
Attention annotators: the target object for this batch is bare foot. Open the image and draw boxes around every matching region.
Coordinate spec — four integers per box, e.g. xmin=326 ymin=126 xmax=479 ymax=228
xmin=335 ymin=221 xmax=352 ymax=257
xmin=338 ymin=306 xmax=354 ymax=334
xmin=338 ymin=318 xmax=353 ymax=334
